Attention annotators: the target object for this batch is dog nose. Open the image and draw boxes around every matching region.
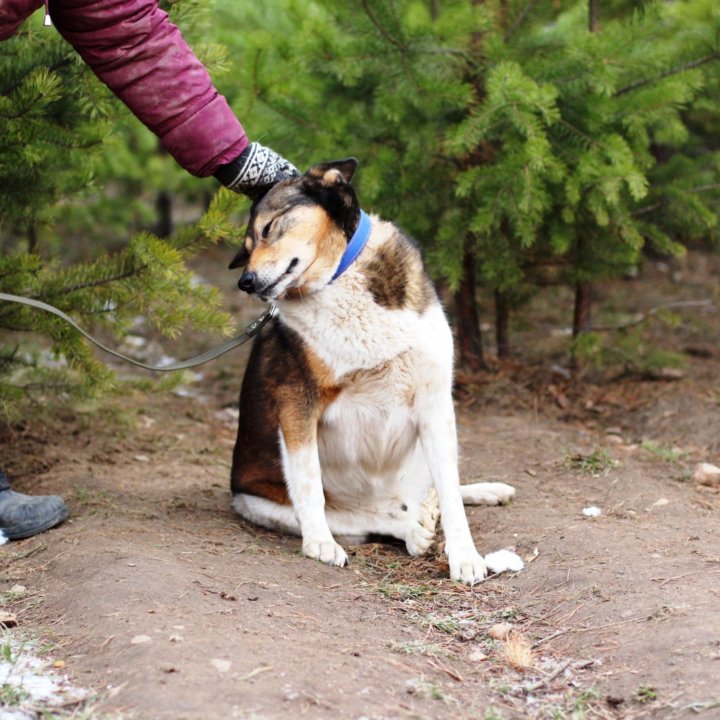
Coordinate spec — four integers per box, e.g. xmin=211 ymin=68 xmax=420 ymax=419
xmin=238 ymin=271 xmax=257 ymax=293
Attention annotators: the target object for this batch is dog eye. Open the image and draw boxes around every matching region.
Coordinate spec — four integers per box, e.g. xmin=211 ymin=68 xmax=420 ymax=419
xmin=261 ymin=220 xmax=273 ymax=239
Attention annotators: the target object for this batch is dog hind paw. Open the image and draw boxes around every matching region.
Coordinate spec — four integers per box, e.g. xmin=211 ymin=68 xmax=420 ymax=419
xmin=461 ymin=482 xmax=516 ymax=506
xmin=419 ymin=489 xmax=440 ymax=530
xmin=404 ymin=491 xmax=439 ymax=557
xmin=302 ymin=538 xmax=348 ymax=567
xmin=405 ymin=522 xmax=436 ymax=557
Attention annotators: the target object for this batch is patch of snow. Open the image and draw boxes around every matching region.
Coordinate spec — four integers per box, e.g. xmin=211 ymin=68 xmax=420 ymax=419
xmin=215 ymin=407 xmax=240 ymax=426
xmin=0 ymin=635 xmax=90 ymax=718
xmin=0 ymin=710 xmax=29 ymax=720
xmin=549 ymin=364 xmax=571 ymax=379
xmin=37 ymin=349 xmax=67 ymax=369
xmin=123 ymin=334 xmax=147 ymax=349
xmin=582 ymin=505 xmax=602 ymax=517
xmin=156 ymin=354 xmax=178 ymax=368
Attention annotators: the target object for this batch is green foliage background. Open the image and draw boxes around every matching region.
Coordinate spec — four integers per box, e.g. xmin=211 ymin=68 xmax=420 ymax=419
xmin=1 ymin=0 xmax=719 ymax=418
xmin=0 ymin=5 xmax=245 ymax=418
xmin=212 ymin=0 xmax=719 ymax=366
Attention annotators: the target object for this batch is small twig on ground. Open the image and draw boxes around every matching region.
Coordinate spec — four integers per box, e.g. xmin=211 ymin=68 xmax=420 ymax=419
xmin=532 ymin=628 xmax=568 ymax=648
xmin=655 ymin=569 xmax=720 ymax=587
xmin=238 ymin=665 xmax=273 ymax=682
xmin=523 ymin=660 xmax=572 ymax=693
xmin=427 ymin=657 xmax=465 ymax=682
xmin=98 ymin=635 xmax=116 ymax=651
xmin=686 ymin=699 xmax=720 ymax=714
xmin=533 ymin=615 xmax=648 ymax=648
xmin=5 ymin=542 xmax=47 ymax=561
xmin=553 ymin=603 xmax=588 ymax=625
xmin=365 ymin=654 xmax=417 ymax=673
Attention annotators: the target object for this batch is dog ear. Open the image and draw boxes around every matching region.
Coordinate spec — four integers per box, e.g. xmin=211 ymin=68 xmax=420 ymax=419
xmin=302 ymin=158 xmax=360 ymax=238
xmin=305 ymin=158 xmax=359 ymax=186
xmin=228 ymin=243 xmax=250 ymax=270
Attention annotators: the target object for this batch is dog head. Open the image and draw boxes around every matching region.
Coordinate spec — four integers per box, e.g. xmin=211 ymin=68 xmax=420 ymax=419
xmin=229 ymin=159 xmax=360 ymax=301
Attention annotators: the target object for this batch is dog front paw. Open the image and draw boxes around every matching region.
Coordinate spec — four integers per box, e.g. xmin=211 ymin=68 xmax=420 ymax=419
xmin=447 ymin=547 xmax=487 ymax=586
xmin=302 ymin=537 xmax=348 ymax=567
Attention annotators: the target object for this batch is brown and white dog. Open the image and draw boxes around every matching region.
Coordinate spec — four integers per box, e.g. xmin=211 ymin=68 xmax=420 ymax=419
xmin=228 ymin=159 xmax=515 ymax=585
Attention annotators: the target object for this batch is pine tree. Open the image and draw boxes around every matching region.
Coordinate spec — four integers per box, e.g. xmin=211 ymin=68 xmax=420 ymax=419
xmin=0 ymin=6 xmax=247 ymax=419
xmin=53 ymin=0 xmax=232 ymax=248
xmin=0 ymin=12 xmax=108 ymax=249
xmin=214 ymin=0 xmax=720 ymax=370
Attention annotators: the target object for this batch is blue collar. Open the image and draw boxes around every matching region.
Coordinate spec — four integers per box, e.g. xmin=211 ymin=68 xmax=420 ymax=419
xmin=331 ymin=210 xmax=371 ymax=282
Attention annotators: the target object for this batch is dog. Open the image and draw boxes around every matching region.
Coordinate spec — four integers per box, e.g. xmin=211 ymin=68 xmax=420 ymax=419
xmin=228 ymin=159 xmax=515 ymax=585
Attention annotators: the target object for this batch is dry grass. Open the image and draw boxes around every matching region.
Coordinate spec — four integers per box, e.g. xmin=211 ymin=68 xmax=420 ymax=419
xmin=502 ymin=632 xmax=535 ymax=670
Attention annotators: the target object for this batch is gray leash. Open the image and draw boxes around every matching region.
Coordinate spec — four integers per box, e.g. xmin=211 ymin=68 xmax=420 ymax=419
xmin=0 ymin=292 xmax=277 ymax=372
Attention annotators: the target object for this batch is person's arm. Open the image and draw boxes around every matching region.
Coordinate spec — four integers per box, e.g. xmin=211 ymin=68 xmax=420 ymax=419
xmin=47 ymin=0 xmax=296 ymax=194
xmin=48 ymin=0 xmax=246 ymax=177
xmin=0 ymin=0 xmax=43 ymax=40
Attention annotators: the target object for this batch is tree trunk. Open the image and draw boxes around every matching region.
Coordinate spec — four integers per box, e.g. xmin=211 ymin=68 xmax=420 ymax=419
xmin=27 ymin=223 xmax=38 ymax=254
xmin=570 ymin=278 xmax=592 ymax=370
xmin=155 ymin=190 xmax=173 ymax=238
xmin=572 ymin=280 xmax=592 ymax=337
xmin=588 ymin=0 xmax=600 ymax=31
xmin=494 ymin=290 xmax=510 ymax=358
xmin=453 ymin=245 xmax=486 ymax=372
xmin=570 ymin=0 xmax=600 ymax=368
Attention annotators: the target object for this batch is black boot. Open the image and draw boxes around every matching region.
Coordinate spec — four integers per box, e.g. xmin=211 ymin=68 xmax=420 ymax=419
xmin=0 ymin=470 xmax=68 ymax=541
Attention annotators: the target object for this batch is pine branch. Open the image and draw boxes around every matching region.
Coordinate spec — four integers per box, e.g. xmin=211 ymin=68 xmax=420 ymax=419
xmin=0 ymin=95 xmax=45 ymax=120
xmin=0 ymin=323 xmax=36 ymax=332
xmin=504 ymin=0 xmax=541 ymax=42
xmin=615 ymin=53 xmax=720 ymax=97
xmin=39 ymin=137 xmax=105 ymax=151
xmin=632 ymin=183 xmax=720 ymax=216
xmin=0 ymin=344 xmax=20 ymax=368
xmin=355 ymin=0 xmax=421 ymax=93
xmin=251 ymin=49 xmax=322 ymax=132
xmin=631 ymin=202 xmax=662 ymax=217
xmin=690 ymin=183 xmax=720 ymax=193
xmin=423 ymin=47 xmax=480 ymax=69
xmin=356 ymin=0 xmax=407 ymax=54
xmin=254 ymin=89 xmax=322 ymax=132
xmin=38 ymin=267 xmax=146 ymax=301
xmin=591 ymin=300 xmax=716 ymax=331
xmin=0 ymin=58 xmax=72 ymax=97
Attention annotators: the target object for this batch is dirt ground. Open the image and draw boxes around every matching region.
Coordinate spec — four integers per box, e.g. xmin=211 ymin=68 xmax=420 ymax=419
xmin=2 ymin=249 xmax=719 ymax=720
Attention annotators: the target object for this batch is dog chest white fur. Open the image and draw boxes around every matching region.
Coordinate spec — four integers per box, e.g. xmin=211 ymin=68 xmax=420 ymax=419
xmin=286 ymin=273 xmax=449 ymax=499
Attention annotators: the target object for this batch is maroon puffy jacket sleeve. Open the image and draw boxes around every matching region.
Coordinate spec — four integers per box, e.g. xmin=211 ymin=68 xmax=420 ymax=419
xmin=48 ymin=0 xmax=248 ymax=176
xmin=0 ymin=1 xmax=44 ymax=39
